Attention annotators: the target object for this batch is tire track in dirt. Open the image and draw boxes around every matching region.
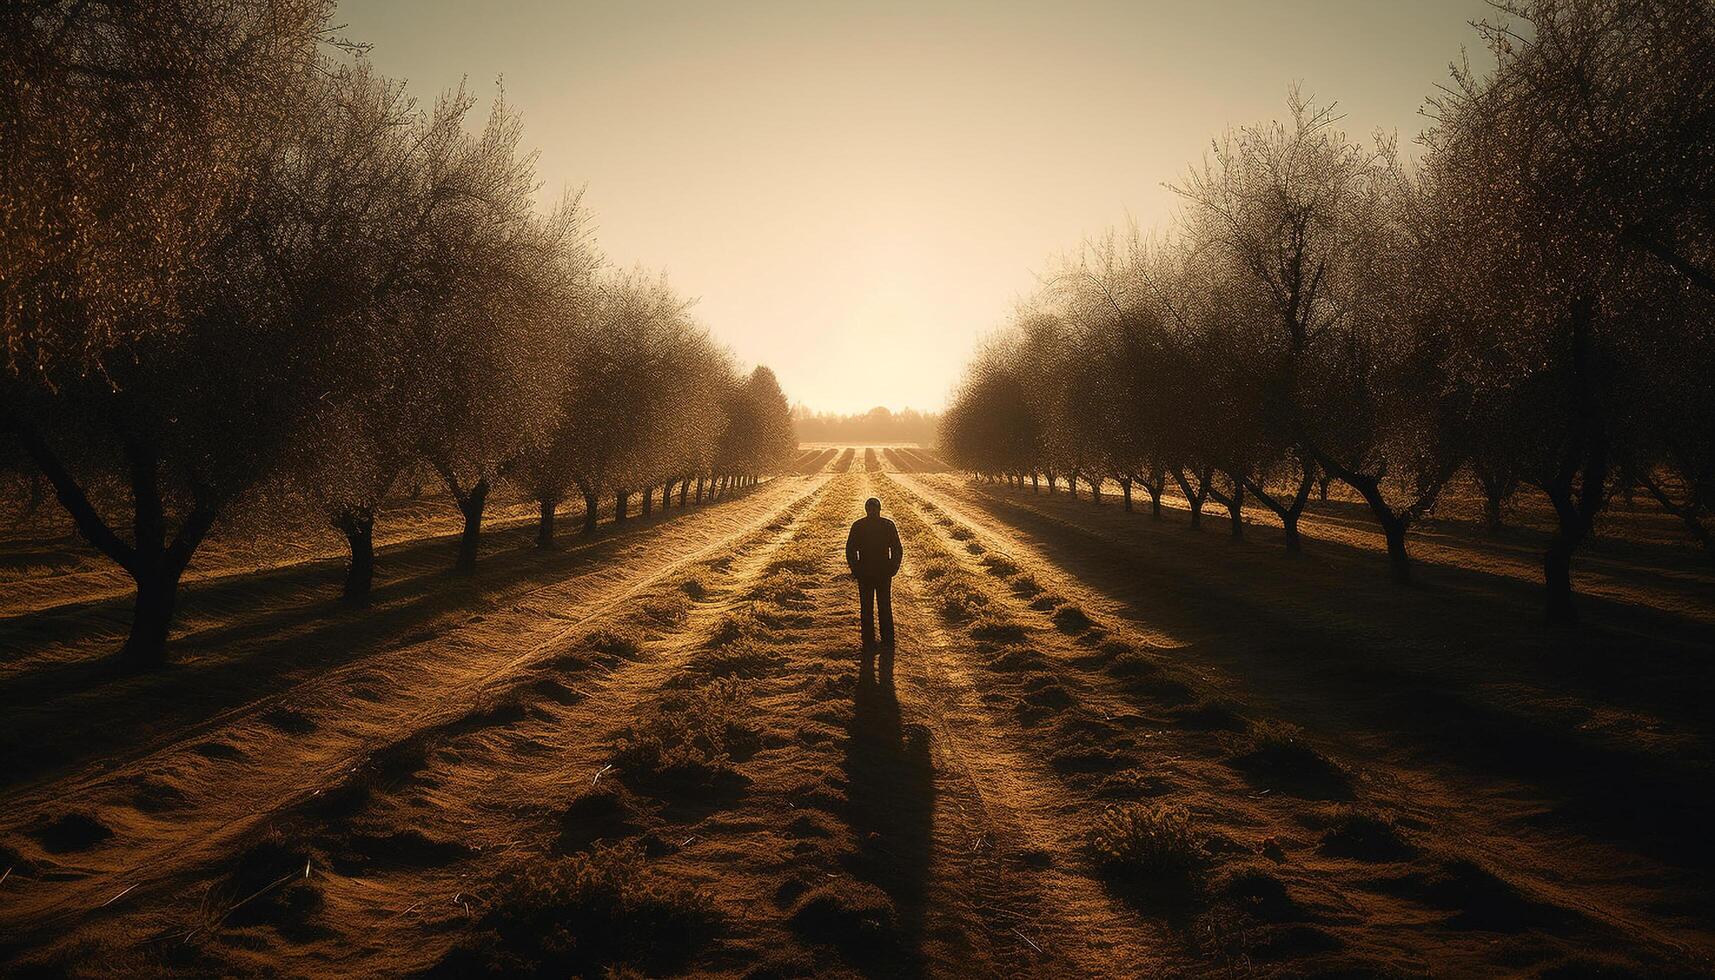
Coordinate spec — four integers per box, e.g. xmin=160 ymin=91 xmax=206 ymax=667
xmin=0 ymin=475 xmax=830 ymax=950
xmin=890 ymin=473 xmax=1709 ymax=974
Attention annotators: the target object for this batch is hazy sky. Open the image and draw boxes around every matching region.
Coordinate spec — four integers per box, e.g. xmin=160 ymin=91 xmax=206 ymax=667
xmin=335 ymin=1 xmax=1495 ymax=414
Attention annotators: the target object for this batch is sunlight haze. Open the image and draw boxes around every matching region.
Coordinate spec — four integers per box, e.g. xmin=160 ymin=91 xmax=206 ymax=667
xmin=335 ymin=0 xmax=1494 ymax=414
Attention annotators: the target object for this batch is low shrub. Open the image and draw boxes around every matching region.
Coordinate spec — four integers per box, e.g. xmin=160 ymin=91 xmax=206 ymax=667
xmin=1087 ymin=803 xmax=1210 ymax=887
xmin=584 ymin=627 xmax=640 ymax=659
xmin=434 ymin=841 xmax=719 ymax=977
xmin=1230 ymin=721 xmax=1350 ymax=800
xmin=614 ymin=679 xmax=757 ymax=792
xmin=1317 ymin=810 xmax=1416 ymax=861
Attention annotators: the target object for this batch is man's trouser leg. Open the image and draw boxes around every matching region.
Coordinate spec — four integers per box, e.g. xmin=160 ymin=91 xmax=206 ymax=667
xmin=877 ymin=579 xmax=894 ymax=646
xmin=859 ymin=580 xmax=876 ymax=649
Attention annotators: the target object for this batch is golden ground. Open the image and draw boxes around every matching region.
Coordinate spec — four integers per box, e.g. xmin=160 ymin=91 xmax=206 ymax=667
xmin=1 ymin=466 xmax=1712 ymax=976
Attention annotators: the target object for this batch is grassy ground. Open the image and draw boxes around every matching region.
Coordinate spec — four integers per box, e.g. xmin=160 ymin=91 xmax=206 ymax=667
xmin=0 ymin=463 xmax=1711 ymax=976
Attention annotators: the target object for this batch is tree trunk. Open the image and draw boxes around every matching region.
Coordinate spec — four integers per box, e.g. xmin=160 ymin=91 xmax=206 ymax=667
xmin=1473 ymin=465 xmax=1513 ymax=536
xmin=1341 ymin=474 xmax=1411 ymax=583
xmin=1120 ymin=477 xmax=1133 ymax=512
xmin=695 ymin=476 xmax=706 ymax=503
xmin=641 ymin=485 xmax=654 ymax=516
xmin=1088 ymin=475 xmax=1102 ymax=504
xmin=455 ymin=479 xmax=488 ymax=573
xmin=1173 ymin=468 xmax=1210 ymax=530
xmin=1483 ymin=492 xmax=1504 ymax=536
xmin=1382 ymin=515 xmax=1410 ymax=583
xmin=1227 ymin=481 xmax=1244 ymax=540
xmin=122 ymin=563 xmax=181 ymax=668
xmin=679 ymin=478 xmax=689 ymax=506
xmin=1243 ymin=461 xmax=1313 ymax=553
xmin=583 ymin=490 xmax=600 ymax=534
xmin=1317 ymin=473 xmax=1330 ymax=502
xmin=341 ymin=511 xmax=376 ymax=598
xmin=1544 ymin=530 xmax=1578 ymax=623
xmin=615 ymin=490 xmax=630 ymax=522
xmin=537 ymin=498 xmax=557 ymax=548
xmin=1541 ymin=294 xmax=1607 ymax=623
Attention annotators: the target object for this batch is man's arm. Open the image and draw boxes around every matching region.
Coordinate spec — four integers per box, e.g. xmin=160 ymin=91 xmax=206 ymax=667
xmin=845 ymin=522 xmax=859 ymax=574
xmin=888 ymin=522 xmax=903 ymax=575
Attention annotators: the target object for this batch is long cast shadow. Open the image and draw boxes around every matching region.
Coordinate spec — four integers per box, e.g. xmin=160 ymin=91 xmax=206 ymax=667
xmin=831 ymin=652 xmax=934 ymax=978
xmin=954 ymin=481 xmax=1715 ymax=874
xmin=0 ymin=487 xmax=773 ymax=796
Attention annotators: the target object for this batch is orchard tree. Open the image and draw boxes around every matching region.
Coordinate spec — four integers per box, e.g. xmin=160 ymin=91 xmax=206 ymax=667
xmin=414 ymin=99 xmax=571 ymax=572
xmin=1173 ymin=92 xmax=1459 ymax=576
xmin=716 ymin=365 xmax=796 ymax=489
xmin=261 ymin=69 xmax=517 ymax=599
xmin=0 ymin=0 xmax=339 ymax=666
xmin=1425 ymin=1 xmax=1715 ymax=616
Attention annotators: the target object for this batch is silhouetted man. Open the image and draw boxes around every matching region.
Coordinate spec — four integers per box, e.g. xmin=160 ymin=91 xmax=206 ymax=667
xmin=846 ymin=496 xmax=903 ymax=654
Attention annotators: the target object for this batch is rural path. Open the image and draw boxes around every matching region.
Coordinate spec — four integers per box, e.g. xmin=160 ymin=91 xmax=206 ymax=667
xmin=4 ymin=463 xmax=1707 ymax=976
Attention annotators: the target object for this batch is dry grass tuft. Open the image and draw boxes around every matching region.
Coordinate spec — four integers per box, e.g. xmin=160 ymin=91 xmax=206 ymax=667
xmin=786 ymin=880 xmax=901 ymax=962
xmin=697 ymin=635 xmax=782 ymax=679
xmin=638 ymin=594 xmax=690 ymax=626
xmin=33 ymin=811 xmax=113 ymax=853
xmin=1087 ymin=803 xmax=1210 ymax=889
xmin=969 ymin=615 xmax=1028 ymax=644
xmin=1317 ymin=810 xmax=1417 ymax=861
xmin=1230 ymin=721 xmax=1350 ymax=800
xmin=433 ymin=841 xmax=719 ymax=977
xmin=614 ymin=679 xmax=757 ymax=792
xmin=584 ymin=627 xmax=641 ymax=659
xmin=1052 ymin=604 xmax=1095 ymax=633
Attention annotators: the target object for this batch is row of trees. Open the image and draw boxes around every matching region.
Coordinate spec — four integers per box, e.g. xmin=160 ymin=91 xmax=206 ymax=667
xmin=942 ymin=0 xmax=1714 ymax=622
xmin=792 ymin=405 xmax=940 ymax=444
xmin=1 ymin=0 xmax=794 ymax=666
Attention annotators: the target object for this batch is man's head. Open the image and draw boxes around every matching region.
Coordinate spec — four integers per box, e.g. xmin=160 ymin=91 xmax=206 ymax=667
xmin=865 ymin=497 xmax=881 ymax=517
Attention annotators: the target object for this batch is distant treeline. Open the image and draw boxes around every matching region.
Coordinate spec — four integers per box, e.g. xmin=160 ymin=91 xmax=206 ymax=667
xmin=0 ymin=0 xmax=796 ymax=667
xmin=942 ymin=0 xmax=1714 ymax=623
xmin=793 ymin=406 xmax=940 ymax=445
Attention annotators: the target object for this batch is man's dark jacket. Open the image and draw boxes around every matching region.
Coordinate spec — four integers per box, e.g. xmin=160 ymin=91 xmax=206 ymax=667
xmin=846 ymin=515 xmax=903 ymax=583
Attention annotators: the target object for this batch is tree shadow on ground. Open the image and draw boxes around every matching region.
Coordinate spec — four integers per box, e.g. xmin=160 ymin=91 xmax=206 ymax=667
xmin=958 ymin=482 xmax=1715 ymax=874
xmin=0 ymin=488 xmax=769 ymax=795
